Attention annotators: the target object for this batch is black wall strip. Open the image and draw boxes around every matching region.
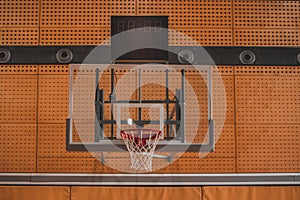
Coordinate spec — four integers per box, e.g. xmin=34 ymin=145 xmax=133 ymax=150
xmin=0 ymin=46 xmax=299 ymax=66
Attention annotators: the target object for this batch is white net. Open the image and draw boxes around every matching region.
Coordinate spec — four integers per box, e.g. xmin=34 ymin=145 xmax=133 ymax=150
xmin=121 ymin=129 xmax=161 ymax=171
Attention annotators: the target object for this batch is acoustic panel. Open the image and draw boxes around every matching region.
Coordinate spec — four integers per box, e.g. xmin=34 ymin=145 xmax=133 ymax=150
xmin=234 ymin=29 xmax=300 ymax=46
xmin=156 ymin=157 xmax=236 ymax=173
xmin=237 ymin=124 xmax=300 ymax=172
xmin=0 ymin=28 xmax=39 ymax=45
xmin=233 ymin=0 xmax=300 ymax=28
xmin=37 ymin=158 xmax=103 ymax=173
xmin=38 ymin=124 xmax=93 ymax=158
xmin=137 ymin=0 xmax=232 ymax=28
xmin=40 ymin=28 xmax=110 ymax=45
xmin=38 ymin=66 xmax=69 ymax=123
xmin=169 ymin=29 xmax=233 ymax=46
xmin=235 ymin=66 xmax=300 ymax=124
xmin=40 ymin=0 xmax=135 ymax=27
xmin=0 ymin=66 xmax=37 ymax=123
xmin=0 ymin=0 xmax=39 ymax=27
xmin=0 ymin=124 xmax=36 ymax=172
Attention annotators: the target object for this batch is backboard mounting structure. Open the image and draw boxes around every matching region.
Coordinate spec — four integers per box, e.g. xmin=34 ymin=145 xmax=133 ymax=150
xmin=66 ymin=64 xmax=215 ymax=152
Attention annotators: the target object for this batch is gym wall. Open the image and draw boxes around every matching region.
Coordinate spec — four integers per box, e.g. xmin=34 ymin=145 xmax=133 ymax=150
xmin=0 ymin=0 xmax=300 ymax=176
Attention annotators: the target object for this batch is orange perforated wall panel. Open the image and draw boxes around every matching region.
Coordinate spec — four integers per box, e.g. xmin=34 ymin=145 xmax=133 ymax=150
xmin=0 ymin=0 xmax=300 ymax=174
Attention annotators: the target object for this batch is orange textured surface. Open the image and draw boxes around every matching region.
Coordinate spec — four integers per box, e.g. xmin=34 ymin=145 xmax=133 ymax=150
xmin=233 ymin=0 xmax=300 ymax=28
xmin=237 ymin=124 xmax=300 ymax=172
xmin=0 ymin=66 xmax=37 ymax=123
xmin=0 ymin=124 xmax=36 ymax=172
xmin=235 ymin=66 xmax=300 ymax=124
xmin=37 ymin=158 xmax=103 ymax=173
xmin=0 ymin=0 xmax=300 ymax=173
xmin=1 ymin=186 xmax=300 ymax=200
xmin=40 ymin=0 xmax=135 ymax=27
xmin=38 ymin=66 xmax=69 ymax=123
xmin=137 ymin=0 xmax=232 ymax=28
xmin=0 ymin=186 xmax=70 ymax=200
xmin=0 ymin=28 xmax=39 ymax=45
xmin=203 ymin=186 xmax=300 ymax=200
xmin=0 ymin=0 xmax=299 ymax=46
xmin=71 ymin=187 xmax=201 ymax=200
xmin=0 ymin=0 xmax=39 ymax=27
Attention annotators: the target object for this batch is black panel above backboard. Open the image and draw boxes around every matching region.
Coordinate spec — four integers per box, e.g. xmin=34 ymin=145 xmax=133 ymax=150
xmin=111 ymin=16 xmax=169 ymax=62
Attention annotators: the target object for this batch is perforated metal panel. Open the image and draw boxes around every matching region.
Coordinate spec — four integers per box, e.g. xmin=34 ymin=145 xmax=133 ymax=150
xmin=38 ymin=158 xmax=103 ymax=173
xmin=0 ymin=124 xmax=36 ymax=172
xmin=169 ymin=29 xmax=233 ymax=46
xmin=234 ymin=29 xmax=300 ymax=46
xmin=235 ymin=66 xmax=300 ymax=124
xmin=235 ymin=66 xmax=300 ymax=172
xmin=0 ymin=65 xmax=37 ymax=123
xmin=156 ymin=157 xmax=236 ymax=173
xmin=233 ymin=0 xmax=300 ymax=28
xmin=137 ymin=0 xmax=232 ymax=28
xmin=213 ymin=67 xmax=235 ymax=124
xmin=0 ymin=0 xmax=39 ymax=27
xmin=233 ymin=0 xmax=300 ymax=47
xmin=38 ymin=65 xmax=69 ymax=123
xmin=40 ymin=0 xmax=135 ymax=27
xmin=237 ymin=124 xmax=300 ymax=172
xmin=40 ymin=28 xmax=110 ymax=45
xmin=38 ymin=124 xmax=92 ymax=158
xmin=184 ymin=124 xmax=235 ymax=158
xmin=0 ymin=28 xmax=39 ymax=45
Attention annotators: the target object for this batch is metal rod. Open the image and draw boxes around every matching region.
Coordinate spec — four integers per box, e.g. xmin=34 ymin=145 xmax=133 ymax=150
xmin=68 ymin=68 xmax=74 ymax=143
xmin=152 ymin=154 xmax=172 ymax=162
xmin=104 ymin=100 xmax=177 ymax=104
xmin=208 ymin=66 xmax=213 ymax=120
xmin=181 ymin=69 xmax=186 ymax=143
xmin=138 ymin=69 xmax=142 ymax=127
xmin=110 ymin=68 xmax=115 ymax=139
xmin=175 ymin=89 xmax=180 ymax=140
xmin=100 ymin=89 xmax=104 ymax=140
xmin=208 ymin=119 xmax=215 ymax=151
xmin=66 ymin=118 xmax=71 ymax=150
xmin=166 ymin=69 xmax=170 ymax=139
xmin=97 ymin=120 xmax=179 ymax=125
xmin=94 ymin=68 xmax=100 ymax=142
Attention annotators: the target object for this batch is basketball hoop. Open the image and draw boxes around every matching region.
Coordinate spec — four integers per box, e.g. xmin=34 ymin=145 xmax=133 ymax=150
xmin=120 ymin=129 xmax=162 ymax=171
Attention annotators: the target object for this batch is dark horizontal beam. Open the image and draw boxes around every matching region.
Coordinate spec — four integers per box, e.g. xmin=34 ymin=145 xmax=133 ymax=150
xmin=104 ymin=100 xmax=177 ymax=103
xmin=0 ymin=173 xmax=300 ymax=186
xmin=66 ymin=142 xmax=213 ymax=152
xmin=94 ymin=120 xmax=179 ymax=125
xmin=0 ymin=46 xmax=299 ymax=66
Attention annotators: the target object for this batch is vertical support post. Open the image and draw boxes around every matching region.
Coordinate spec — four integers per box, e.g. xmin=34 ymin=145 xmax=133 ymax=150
xmin=166 ymin=69 xmax=170 ymax=139
xmin=94 ymin=68 xmax=100 ymax=142
xmin=99 ymin=89 xmax=104 ymax=140
xmin=180 ymin=69 xmax=186 ymax=143
xmin=110 ymin=68 xmax=115 ymax=139
xmin=138 ymin=69 xmax=142 ymax=128
xmin=207 ymin=66 xmax=213 ymax=121
xmin=175 ymin=89 xmax=181 ymax=140
xmin=68 ymin=66 xmax=74 ymax=144
xmin=66 ymin=118 xmax=71 ymax=150
xmin=207 ymin=66 xmax=214 ymax=151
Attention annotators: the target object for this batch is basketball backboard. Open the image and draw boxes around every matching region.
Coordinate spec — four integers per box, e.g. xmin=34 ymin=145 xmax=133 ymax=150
xmin=66 ymin=63 xmax=226 ymax=153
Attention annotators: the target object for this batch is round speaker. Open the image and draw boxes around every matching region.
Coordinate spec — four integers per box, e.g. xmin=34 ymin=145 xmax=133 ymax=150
xmin=56 ymin=49 xmax=73 ymax=64
xmin=178 ymin=49 xmax=195 ymax=64
xmin=239 ymin=50 xmax=256 ymax=65
xmin=0 ymin=49 xmax=11 ymax=64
